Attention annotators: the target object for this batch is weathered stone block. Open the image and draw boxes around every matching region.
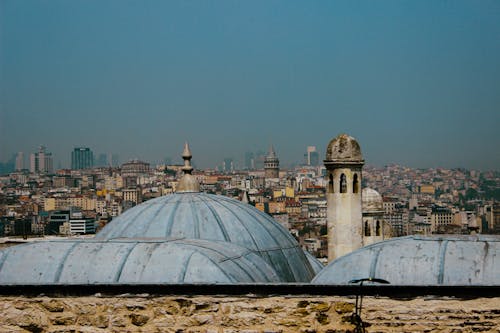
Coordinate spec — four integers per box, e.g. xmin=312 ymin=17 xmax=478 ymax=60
xmin=205 ymin=329 xmax=219 ymax=333
xmin=4 ymin=308 xmax=49 ymax=333
xmin=0 ymin=325 xmax=25 ymax=333
xmin=51 ymin=313 xmax=77 ymax=325
xmin=72 ymin=303 xmax=96 ymax=316
xmin=94 ymin=314 xmax=110 ymax=328
xmin=110 ymin=314 xmax=128 ymax=327
xmin=222 ymin=312 xmax=265 ymax=326
xmin=220 ymin=304 xmax=232 ymax=315
xmin=312 ymin=302 xmax=330 ymax=313
xmin=194 ymin=302 xmax=219 ymax=313
xmin=297 ymin=300 xmax=310 ymax=308
xmin=185 ymin=328 xmax=207 ymax=333
xmin=130 ymin=313 xmax=150 ymax=326
xmin=151 ymin=315 xmax=176 ymax=328
xmin=273 ymin=316 xmax=303 ymax=327
xmin=159 ymin=301 xmax=182 ymax=315
xmin=126 ymin=302 xmax=148 ymax=311
xmin=316 ymin=311 xmax=329 ymax=325
xmin=470 ymin=326 xmax=496 ymax=332
xmin=175 ymin=298 xmax=193 ymax=308
xmin=188 ymin=314 xmax=213 ymax=326
xmin=300 ymin=329 xmax=317 ymax=333
xmin=13 ymin=302 xmax=30 ymax=311
xmin=263 ymin=305 xmax=284 ymax=314
xmin=41 ymin=300 xmax=66 ymax=312
xmin=333 ymin=302 xmax=354 ymax=314
xmin=294 ymin=307 xmax=311 ymax=316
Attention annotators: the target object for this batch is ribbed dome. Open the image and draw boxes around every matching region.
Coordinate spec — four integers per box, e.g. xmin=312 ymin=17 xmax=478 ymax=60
xmin=325 ymin=134 xmax=363 ymax=163
xmin=0 ymin=239 xmax=281 ymax=284
xmin=312 ymin=235 xmax=500 ymax=286
xmin=362 ymin=188 xmax=383 ymax=212
xmin=95 ymin=192 xmax=315 ymax=282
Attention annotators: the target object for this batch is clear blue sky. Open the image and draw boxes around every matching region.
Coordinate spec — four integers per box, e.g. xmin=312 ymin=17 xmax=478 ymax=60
xmin=1 ymin=0 xmax=499 ymax=170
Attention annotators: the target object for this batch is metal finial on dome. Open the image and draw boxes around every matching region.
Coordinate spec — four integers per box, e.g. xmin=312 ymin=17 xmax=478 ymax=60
xmin=181 ymin=142 xmax=193 ymax=174
xmin=241 ymin=190 xmax=250 ymax=204
xmin=177 ymin=142 xmax=200 ymax=192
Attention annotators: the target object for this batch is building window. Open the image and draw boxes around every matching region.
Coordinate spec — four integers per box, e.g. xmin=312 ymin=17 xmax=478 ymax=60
xmin=340 ymin=174 xmax=347 ymax=193
xmin=328 ymin=174 xmax=334 ymax=193
xmin=365 ymin=221 xmax=371 ymax=236
xmin=376 ymin=220 xmax=381 ymax=236
xmin=353 ymin=174 xmax=359 ymax=193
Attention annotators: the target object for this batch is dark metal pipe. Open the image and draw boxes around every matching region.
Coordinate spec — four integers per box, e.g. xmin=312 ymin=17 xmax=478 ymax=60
xmin=0 ymin=284 xmax=499 ymax=298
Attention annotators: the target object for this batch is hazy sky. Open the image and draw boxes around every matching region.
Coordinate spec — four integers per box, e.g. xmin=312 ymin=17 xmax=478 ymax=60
xmin=1 ymin=0 xmax=499 ymax=170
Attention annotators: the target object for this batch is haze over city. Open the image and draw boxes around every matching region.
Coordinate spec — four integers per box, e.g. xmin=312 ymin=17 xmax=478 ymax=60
xmin=1 ymin=1 xmax=499 ymax=170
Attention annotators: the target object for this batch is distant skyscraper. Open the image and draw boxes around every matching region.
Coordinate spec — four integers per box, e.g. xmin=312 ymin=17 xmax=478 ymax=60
xmin=15 ymin=152 xmax=24 ymax=171
xmin=30 ymin=146 xmax=53 ymax=173
xmin=29 ymin=153 xmax=36 ymax=173
xmin=264 ymin=145 xmax=279 ymax=179
xmin=223 ymin=158 xmax=234 ymax=173
xmin=305 ymin=146 xmax=319 ymax=166
xmin=255 ymin=150 xmax=266 ymax=170
xmin=96 ymin=153 xmax=108 ymax=167
xmin=96 ymin=153 xmax=118 ymax=167
xmin=244 ymin=152 xmax=255 ymax=170
xmin=310 ymin=151 xmax=319 ymax=166
xmin=111 ymin=154 xmax=120 ymax=167
xmin=71 ymin=147 xmax=94 ymax=170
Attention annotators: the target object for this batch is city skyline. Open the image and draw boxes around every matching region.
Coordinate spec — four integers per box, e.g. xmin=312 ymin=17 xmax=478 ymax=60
xmin=4 ymin=141 xmax=500 ymax=172
xmin=1 ymin=1 xmax=499 ymax=170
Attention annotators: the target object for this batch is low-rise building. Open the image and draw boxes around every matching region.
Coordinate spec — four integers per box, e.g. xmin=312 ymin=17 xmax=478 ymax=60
xmin=431 ymin=205 xmax=455 ymax=233
xmin=69 ymin=211 xmax=95 ymax=234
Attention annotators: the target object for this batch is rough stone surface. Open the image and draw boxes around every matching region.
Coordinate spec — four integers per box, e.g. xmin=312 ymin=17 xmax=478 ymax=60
xmin=0 ymin=295 xmax=498 ymax=332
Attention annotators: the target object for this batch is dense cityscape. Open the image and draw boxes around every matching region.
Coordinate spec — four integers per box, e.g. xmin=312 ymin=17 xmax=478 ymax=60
xmin=1 ymin=1 xmax=499 ymax=331
xmin=1 ymin=144 xmax=498 ymax=258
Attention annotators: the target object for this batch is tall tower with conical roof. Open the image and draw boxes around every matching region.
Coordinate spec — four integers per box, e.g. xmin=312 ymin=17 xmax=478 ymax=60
xmin=324 ymin=134 xmax=364 ymax=261
xmin=264 ymin=145 xmax=280 ymax=179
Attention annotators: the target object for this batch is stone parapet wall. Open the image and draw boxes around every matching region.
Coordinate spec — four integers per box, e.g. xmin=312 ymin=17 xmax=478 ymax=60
xmin=0 ymin=295 xmax=499 ymax=332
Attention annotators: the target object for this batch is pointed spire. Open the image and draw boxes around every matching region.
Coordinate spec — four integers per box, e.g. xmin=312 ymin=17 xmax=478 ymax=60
xmin=181 ymin=142 xmax=193 ymax=174
xmin=267 ymin=144 xmax=276 ymax=158
xmin=177 ymin=142 xmax=200 ymax=193
xmin=241 ymin=190 xmax=250 ymax=204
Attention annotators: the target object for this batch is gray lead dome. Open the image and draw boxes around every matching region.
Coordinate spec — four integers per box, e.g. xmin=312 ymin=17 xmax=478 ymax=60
xmin=0 ymin=239 xmax=281 ymax=284
xmin=94 ymin=192 xmax=315 ymax=282
xmin=312 ymin=235 xmax=500 ymax=285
